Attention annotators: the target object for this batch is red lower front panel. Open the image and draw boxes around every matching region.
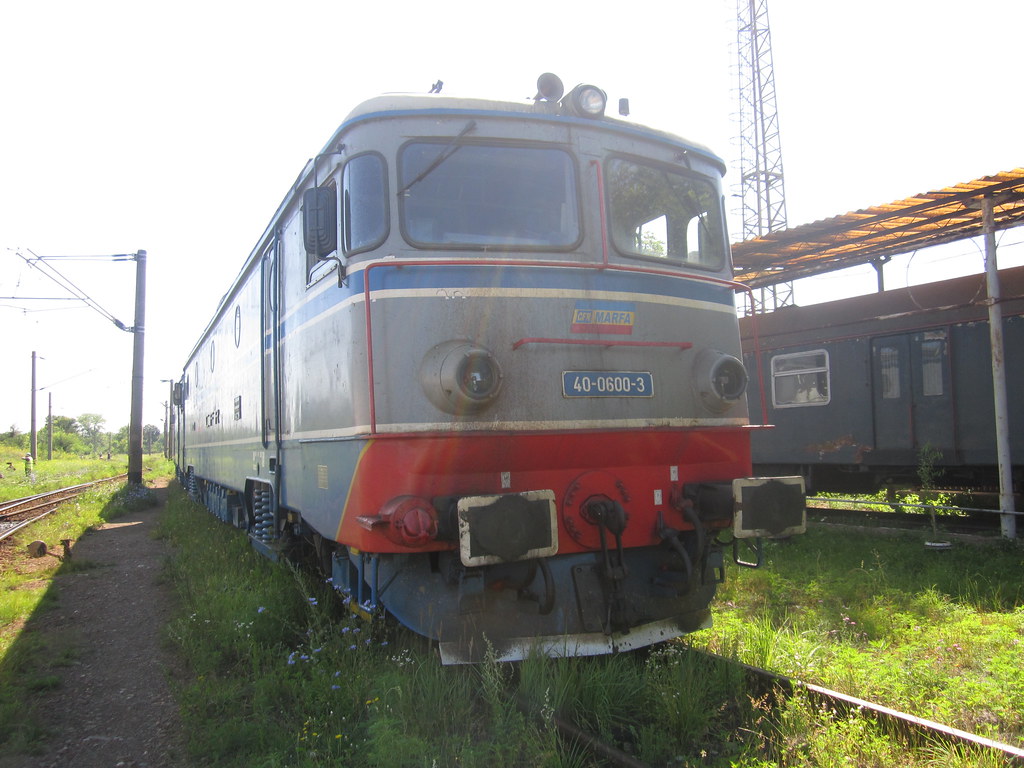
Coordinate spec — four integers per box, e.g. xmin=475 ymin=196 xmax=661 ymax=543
xmin=336 ymin=427 xmax=751 ymax=553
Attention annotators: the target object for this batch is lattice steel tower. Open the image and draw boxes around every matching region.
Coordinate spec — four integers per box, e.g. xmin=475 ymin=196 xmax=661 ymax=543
xmin=736 ymin=0 xmax=792 ymax=312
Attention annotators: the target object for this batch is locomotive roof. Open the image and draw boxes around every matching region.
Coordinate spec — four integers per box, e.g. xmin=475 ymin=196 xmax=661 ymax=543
xmin=732 ymin=167 xmax=1024 ymax=287
xmin=183 ymin=90 xmax=728 ymax=368
xmin=328 ymin=92 xmax=725 ymax=173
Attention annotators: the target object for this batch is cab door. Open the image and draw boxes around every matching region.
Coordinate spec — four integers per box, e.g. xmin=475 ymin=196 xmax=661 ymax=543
xmin=261 ymin=237 xmax=281 ymax=450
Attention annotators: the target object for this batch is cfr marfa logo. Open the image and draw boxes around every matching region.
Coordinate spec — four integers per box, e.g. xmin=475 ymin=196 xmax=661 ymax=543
xmin=570 ymin=302 xmax=636 ymax=335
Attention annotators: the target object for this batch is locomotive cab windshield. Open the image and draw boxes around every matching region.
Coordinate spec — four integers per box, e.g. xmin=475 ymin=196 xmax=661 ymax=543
xmin=608 ymin=158 xmax=726 ymax=269
xmin=399 ymin=142 xmax=581 ymax=249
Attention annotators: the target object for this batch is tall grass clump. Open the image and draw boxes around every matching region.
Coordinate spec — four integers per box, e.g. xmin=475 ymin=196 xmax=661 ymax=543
xmin=161 ymin=484 xmax=575 ymax=767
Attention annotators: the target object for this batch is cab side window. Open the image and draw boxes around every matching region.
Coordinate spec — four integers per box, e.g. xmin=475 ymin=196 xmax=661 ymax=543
xmin=343 ymin=153 xmax=388 ymax=255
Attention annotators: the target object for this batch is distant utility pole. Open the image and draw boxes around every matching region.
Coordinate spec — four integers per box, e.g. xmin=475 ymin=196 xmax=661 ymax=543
xmin=127 ymin=250 xmax=147 ymax=485
xmin=30 ymin=351 xmax=38 ymax=461
xmin=736 ymin=0 xmax=793 ymax=314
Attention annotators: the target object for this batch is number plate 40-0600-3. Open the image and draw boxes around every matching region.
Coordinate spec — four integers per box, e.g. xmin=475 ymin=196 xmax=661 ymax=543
xmin=561 ymin=371 xmax=654 ymax=398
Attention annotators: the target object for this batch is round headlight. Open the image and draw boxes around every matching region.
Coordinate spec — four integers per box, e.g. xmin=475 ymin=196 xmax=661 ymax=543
xmin=420 ymin=341 xmax=503 ymax=414
xmin=692 ymin=349 xmax=748 ymax=413
xmin=457 ymin=351 xmax=500 ymax=401
xmin=565 ymin=84 xmax=607 ymax=117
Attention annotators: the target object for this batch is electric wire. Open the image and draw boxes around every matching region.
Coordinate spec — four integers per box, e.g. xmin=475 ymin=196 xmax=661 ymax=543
xmin=11 ymin=248 xmax=132 ymax=331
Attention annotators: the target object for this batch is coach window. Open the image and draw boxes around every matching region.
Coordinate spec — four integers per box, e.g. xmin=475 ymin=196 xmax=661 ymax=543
xmin=771 ymin=350 xmax=830 ymax=408
xmin=607 ymin=158 xmax=725 ymax=270
xmin=399 ymin=143 xmax=580 ymax=249
xmin=919 ymin=335 xmax=946 ymax=396
xmin=343 ymin=153 xmax=388 ymax=255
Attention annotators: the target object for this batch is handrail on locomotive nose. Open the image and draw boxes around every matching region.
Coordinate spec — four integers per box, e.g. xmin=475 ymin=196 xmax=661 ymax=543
xmin=360 ymin=257 xmax=768 ymax=434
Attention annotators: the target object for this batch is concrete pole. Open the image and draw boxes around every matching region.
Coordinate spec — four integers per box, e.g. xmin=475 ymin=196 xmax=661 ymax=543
xmin=47 ymin=392 xmax=53 ymax=460
xmin=981 ymin=197 xmax=1016 ymax=539
xmin=127 ymin=249 xmax=147 ymax=485
xmin=30 ymin=351 xmax=37 ymax=462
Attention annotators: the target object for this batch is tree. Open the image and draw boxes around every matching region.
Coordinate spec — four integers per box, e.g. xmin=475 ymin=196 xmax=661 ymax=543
xmin=143 ymin=424 xmax=162 ymax=454
xmin=78 ymin=413 xmax=106 ymax=456
xmin=110 ymin=426 xmax=129 ymax=455
xmin=0 ymin=425 xmax=26 ymax=450
xmin=44 ymin=414 xmax=89 ymax=455
xmin=52 ymin=415 xmax=80 ymax=434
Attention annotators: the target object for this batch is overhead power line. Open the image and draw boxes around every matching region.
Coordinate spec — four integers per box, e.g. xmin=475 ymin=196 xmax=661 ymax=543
xmin=11 ymin=248 xmax=133 ymax=332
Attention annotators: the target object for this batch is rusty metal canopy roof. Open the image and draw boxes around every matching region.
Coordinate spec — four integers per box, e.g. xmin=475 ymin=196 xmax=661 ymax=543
xmin=731 ymin=168 xmax=1024 ymax=287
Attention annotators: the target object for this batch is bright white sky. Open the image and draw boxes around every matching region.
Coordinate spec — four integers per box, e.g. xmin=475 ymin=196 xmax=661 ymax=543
xmin=2 ymin=0 xmax=1022 ymax=436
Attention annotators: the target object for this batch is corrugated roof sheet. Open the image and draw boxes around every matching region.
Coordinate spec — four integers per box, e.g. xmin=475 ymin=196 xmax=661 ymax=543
xmin=731 ymin=168 xmax=1024 ymax=287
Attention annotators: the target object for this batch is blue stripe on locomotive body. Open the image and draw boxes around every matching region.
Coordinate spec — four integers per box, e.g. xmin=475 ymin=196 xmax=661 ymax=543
xmin=274 ymin=261 xmax=738 ymax=342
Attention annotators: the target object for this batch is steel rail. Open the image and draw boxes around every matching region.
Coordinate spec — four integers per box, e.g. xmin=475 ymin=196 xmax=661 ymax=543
xmin=701 ymin=650 xmax=1024 ymax=763
xmin=0 ymin=511 xmax=57 ymax=543
xmin=808 ymin=496 xmax=1024 ymax=518
xmin=0 ymin=475 xmax=128 ymax=543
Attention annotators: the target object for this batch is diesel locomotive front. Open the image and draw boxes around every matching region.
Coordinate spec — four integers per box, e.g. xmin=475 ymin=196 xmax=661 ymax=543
xmin=172 ymin=75 xmax=805 ymax=663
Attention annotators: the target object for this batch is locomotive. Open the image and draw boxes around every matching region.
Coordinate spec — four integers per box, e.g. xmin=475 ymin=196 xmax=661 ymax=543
xmin=172 ymin=75 xmax=805 ymax=663
xmin=740 ymin=266 xmax=1024 ymax=496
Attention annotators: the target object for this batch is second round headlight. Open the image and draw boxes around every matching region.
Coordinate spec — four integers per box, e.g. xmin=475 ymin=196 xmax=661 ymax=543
xmin=420 ymin=341 xmax=503 ymax=414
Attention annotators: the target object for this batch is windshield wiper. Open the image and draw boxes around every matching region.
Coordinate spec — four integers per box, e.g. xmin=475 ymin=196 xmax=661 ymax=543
xmin=397 ymin=120 xmax=477 ymax=197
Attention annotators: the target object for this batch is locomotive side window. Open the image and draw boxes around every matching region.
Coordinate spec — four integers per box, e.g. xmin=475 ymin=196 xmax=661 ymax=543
xmin=343 ymin=153 xmax=388 ymax=254
xmin=304 ymin=181 xmax=338 ymax=278
xmin=399 ymin=144 xmax=580 ymax=249
xmin=771 ymin=350 xmax=830 ymax=408
xmin=607 ymin=158 xmax=725 ymax=270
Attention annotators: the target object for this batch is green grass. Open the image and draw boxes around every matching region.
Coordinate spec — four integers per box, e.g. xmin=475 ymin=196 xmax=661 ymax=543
xmin=9 ymin=471 xmax=1017 ymax=766
xmin=160 ymin=484 xmax=574 ymax=767
xmin=688 ymin=528 xmax=1024 ymax=763
xmin=0 ymin=453 xmax=132 ymax=503
xmin=159 ymin=489 xmax=1024 ymax=766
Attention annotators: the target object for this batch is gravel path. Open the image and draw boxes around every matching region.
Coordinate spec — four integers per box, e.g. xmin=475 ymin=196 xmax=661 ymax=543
xmin=3 ymin=485 xmax=189 ymax=768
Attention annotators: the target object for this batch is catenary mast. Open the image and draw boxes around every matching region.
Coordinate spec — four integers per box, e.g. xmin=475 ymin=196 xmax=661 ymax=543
xmin=736 ymin=0 xmax=793 ymax=313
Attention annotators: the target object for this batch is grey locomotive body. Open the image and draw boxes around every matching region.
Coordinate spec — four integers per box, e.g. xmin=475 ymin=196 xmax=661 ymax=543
xmin=174 ymin=78 xmax=804 ymax=662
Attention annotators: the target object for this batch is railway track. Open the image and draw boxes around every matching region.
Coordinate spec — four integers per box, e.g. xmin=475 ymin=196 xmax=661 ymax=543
xmin=727 ymin=650 xmax=1024 ymax=765
xmin=806 ymin=499 xmax=1013 ymax=538
xmin=524 ymin=649 xmax=1024 ymax=766
xmin=0 ymin=475 xmax=128 ymax=544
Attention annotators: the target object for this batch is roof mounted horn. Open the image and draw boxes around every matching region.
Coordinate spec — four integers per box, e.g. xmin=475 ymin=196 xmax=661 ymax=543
xmin=534 ymin=73 xmax=564 ymax=102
